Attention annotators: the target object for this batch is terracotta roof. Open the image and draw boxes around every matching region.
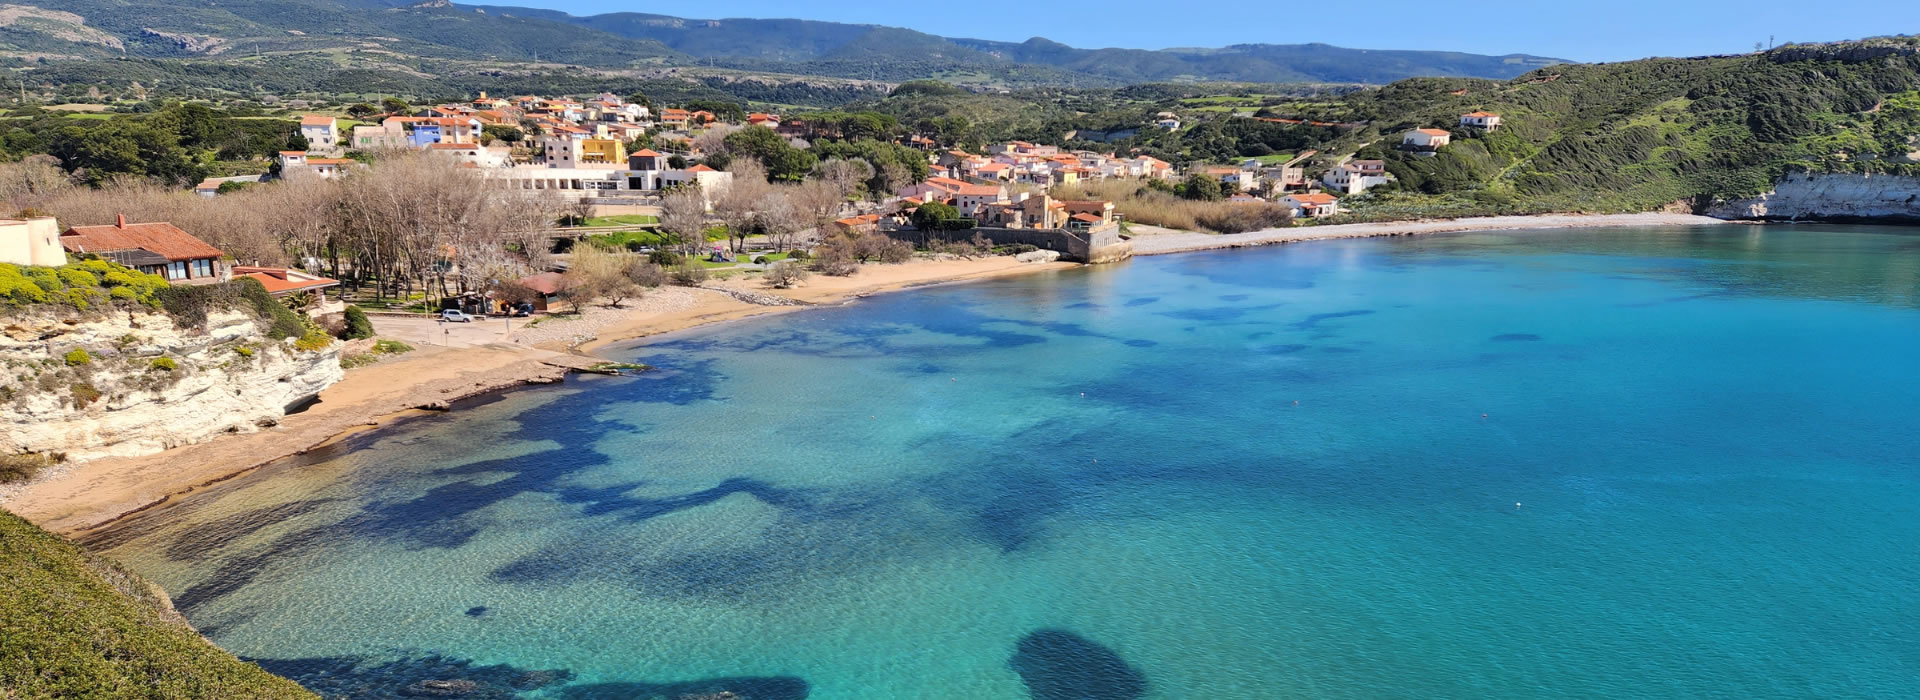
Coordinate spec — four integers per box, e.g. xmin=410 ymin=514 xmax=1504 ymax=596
xmin=232 ymin=266 xmax=339 ymax=294
xmin=629 ymin=148 xmax=661 ymax=157
xmin=61 ymin=220 xmax=222 ymax=262
xmin=193 ymin=179 xmax=221 ymax=191
xmin=1462 ymin=111 xmax=1500 ymax=118
xmin=279 ymin=150 xmax=306 ymax=156
xmin=977 ymin=163 xmax=1010 ymax=171
xmin=686 ymin=164 xmax=717 ymax=173
xmin=299 ymin=115 xmax=336 ymax=126
xmin=1288 ymin=193 xmax=1339 ymax=205
xmin=517 ymin=271 xmax=566 ymax=295
xmin=1414 ymin=128 xmax=1450 ymax=136
xmin=307 ymin=158 xmax=357 ymax=166
xmin=956 ymin=184 xmax=1004 ymax=196
xmin=834 ymin=214 xmax=881 ymax=227
xmin=1070 ymin=212 xmax=1103 ymax=223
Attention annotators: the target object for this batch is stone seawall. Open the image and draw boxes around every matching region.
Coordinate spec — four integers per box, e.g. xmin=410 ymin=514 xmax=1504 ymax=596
xmin=886 ymin=226 xmax=1133 ymax=264
xmin=1708 ymin=172 xmax=1920 ymax=221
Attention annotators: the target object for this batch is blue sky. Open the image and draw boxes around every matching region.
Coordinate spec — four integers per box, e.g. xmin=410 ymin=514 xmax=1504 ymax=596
xmin=498 ymin=0 xmax=1910 ymax=63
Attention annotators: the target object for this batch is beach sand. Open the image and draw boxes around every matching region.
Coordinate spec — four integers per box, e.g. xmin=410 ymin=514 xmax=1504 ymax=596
xmin=0 ymin=213 xmax=1736 ymax=533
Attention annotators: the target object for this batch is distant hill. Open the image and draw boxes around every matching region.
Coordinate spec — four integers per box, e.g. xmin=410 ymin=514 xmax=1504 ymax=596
xmin=0 ymin=0 xmax=1567 ymax=88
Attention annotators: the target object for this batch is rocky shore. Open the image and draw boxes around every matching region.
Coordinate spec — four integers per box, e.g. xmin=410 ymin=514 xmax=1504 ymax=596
xmin=1127 ymin=212 xmax=1731 ymax=256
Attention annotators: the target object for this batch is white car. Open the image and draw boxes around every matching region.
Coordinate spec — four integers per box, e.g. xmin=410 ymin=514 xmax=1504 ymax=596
xmin=440 ymin=310 xmax=475 ymax=323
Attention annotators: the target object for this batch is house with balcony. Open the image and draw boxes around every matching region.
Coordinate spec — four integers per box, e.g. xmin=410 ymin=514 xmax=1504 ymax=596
xmin=1321 ymin=159 xmax=1394 ymax=194
xmin=1282 ymin=192 xmax=1341 ymax=219
xmin=1401 ymin=128 xmax=1452 ymax=153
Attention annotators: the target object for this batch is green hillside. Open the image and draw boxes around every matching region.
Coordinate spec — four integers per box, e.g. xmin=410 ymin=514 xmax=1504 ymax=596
xmin=0 ymin=509 xmax=313 ymax=698
xmin=1306 ymin=39 xmax=1920 ymax=213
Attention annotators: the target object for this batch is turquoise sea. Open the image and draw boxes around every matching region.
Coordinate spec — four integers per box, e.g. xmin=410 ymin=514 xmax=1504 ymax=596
xmin=93 ymin=224 xmax=1920 ymax=698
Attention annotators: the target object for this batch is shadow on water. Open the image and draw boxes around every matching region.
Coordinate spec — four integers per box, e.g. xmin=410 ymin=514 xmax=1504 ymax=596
xmin=252 ymin=652 xmax=810 ymax=700
xmin=1009 ymin=629 xmax=1147 ymax=700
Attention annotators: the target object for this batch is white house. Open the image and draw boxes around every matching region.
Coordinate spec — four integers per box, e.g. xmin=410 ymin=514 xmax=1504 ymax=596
xmin=299 ymin=115 xmax=340 ymax=155
xmin=1460 ymin=111 xmax=1502 ymax=131
xmin=1402 ymin=128 xmax=1452 ymax=151
xmin=1282 ymin=192 xmax=1341 ymax=219
xmin=1321 ymin=159 xmax=1394 ymax=194
xmin=955 ymin=183 xmax=1010 ymax=217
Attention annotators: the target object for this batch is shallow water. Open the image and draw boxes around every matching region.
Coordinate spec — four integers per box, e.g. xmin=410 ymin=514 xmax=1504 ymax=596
xmin=96 ymin=224 xmax=1920 ymax=698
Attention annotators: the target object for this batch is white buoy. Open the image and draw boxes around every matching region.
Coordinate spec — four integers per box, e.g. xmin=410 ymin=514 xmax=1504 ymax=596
xmin=1515 ymin=502 xmax=1522 ymax=509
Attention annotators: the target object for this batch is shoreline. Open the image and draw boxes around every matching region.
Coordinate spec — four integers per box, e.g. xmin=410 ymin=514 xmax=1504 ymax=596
xmin=0 ymin=212 xmax=1734 ymax=535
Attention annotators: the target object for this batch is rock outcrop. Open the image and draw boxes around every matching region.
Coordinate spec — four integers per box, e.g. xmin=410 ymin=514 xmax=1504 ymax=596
xmin=0 ymin=308 xmax=342 ymax=462
xmin=1708 ymin=172 xmax=1920 ymax=221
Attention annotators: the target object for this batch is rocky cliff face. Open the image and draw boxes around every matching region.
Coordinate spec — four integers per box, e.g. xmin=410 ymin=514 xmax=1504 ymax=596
xmin=0 ymin=308 xmax=342 ymax=462
xmin=1708 ymin=172 xmax=1920 ymax=221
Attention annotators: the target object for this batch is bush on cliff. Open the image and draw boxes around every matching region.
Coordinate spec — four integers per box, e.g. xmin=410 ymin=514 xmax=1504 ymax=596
xmin=342 ymin=305 xmax=375 ymax=340
xmin=0 ymin=260 xmax=165 ymax=311
xmin=158 ymin=277 xmax=308 ymax=341
xmin=0 ymin=510 xmax=315 ymax=697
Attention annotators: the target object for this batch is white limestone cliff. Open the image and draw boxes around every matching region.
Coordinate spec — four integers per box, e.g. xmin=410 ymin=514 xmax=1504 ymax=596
xmin=1709 ymin=172 xmax=1920 ymax=221
xmin=0 ymin=308 xmax=342 ymax=462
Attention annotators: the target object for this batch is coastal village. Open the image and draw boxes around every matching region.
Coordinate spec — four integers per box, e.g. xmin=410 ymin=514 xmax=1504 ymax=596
xmin=4 ymin=17 xmax=1916 ymax=696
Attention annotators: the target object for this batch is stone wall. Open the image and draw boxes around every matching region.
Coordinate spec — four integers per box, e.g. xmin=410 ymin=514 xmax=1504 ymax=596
xmin=886 ymin=226 xmax=1133 ymax=264
xmin=1707 ymin=172 xmax=1920 ymax=221
xmin=0 ymin=308 xmax=344 ymax=462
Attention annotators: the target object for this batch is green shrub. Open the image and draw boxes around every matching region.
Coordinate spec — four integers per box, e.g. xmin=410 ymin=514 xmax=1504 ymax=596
xmin=372 ymin=339 xmax=414 ymax=354
xmin=647 ymin=250 xmax=682 ymax=266
xmin=234 ymin=346 xmax=254 ymax=358
xmin=294 ymin=329 xmax=333 ymax=352
xmin=0 ymin=510 xmax=316 ymax=697
xmin=148 ymin=357 xmax=175 ymax=372
xmin=752 ymin=255 xmax=771 ymax=264
xmin=159 ymin=278 xmax=305 ymax=339
xmin=343 ymin=305 xmax=375 ymax=339
xmin=785 ymin=248 xmax=810 ymax=261
xmin=63 ymin=349 xmax=90 ymax=367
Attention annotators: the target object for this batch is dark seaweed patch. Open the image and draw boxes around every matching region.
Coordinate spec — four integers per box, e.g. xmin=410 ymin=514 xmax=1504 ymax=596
xmin=1010 ymin=629 xmax=1147 ymax=700
xmin=1491 ymin=333 xmax=1543 ymax=342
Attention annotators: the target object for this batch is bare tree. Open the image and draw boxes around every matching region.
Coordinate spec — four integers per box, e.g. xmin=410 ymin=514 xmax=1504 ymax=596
xmin=713 ymin=158 xmax=771 ymax=254
xmin=787 ymin=179 xmax=845 ymax=250
xmin=875 ymin=162 xmax=910 ymax=201
xmin=765 ymin=259 xmax=809 ymax=289
xmin=659 ymin=186 xmax=710 ymax=258
xmin=563 ymin=242 xmax=640 ymax=308
xmin=692 ymin=123 xmax=740 ymax=157
xmin=812 ymin=158 xmax=872 ymax=200
xmin=754 ymin=190 xmax=802 ymax=253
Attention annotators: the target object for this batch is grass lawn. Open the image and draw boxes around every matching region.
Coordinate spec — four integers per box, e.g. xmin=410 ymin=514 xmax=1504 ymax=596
xmin=583 ymin=214 xmax=659 ymax=226
xmin=1249 ymin=153 xmax=1298 ymax=164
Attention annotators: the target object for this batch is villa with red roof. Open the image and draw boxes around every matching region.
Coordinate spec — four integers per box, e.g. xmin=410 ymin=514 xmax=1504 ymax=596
xmin=1459 ymin=112 xmax=1502 ymax=131
xmin=1402 ymin=128 xmax=1452 ymax=151
xmin=60 ymin=216 xmax=226 ymax=283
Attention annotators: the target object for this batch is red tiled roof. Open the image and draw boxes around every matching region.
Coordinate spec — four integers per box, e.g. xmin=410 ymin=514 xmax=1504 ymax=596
xmin=279 ymin=150 xmax=306 ymax=156
xmin=956 ymin=184 xmax=1004 ymax=196
xmin=61 ymin=221 xmax=222 ymax=262
xmin=1414 ymin=128 xmax=1450 ymax=136
xmin=194 ymin=179 xmax=221 ymax=191
xmin=1070 ymin=212 xmax=1103 ymax=223
xmin=1288 ymin=193 xmax=1338 ymax=205
xmin=299 ymin=115 xmax=336 ymax=126
xmin=1462 ymin=111 xmax=1499 ymax=118
xmin=686 ymin=164 xmax=717 ymax=173
xmin=630 ymin=148 xmax=661 ymax=157
xmin=232 ymin=266 xmax=339 ymax=294
xmin=307 ymin=158 xmax=357 ymax=166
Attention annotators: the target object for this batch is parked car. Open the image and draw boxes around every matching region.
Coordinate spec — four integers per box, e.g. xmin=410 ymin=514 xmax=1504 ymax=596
xmin=440 ymin=309 xmax=475 ymax=323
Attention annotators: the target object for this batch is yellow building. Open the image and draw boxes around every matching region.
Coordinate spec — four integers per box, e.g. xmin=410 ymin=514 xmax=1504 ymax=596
xmin=579 ymin=139 xmax=626 ymax=166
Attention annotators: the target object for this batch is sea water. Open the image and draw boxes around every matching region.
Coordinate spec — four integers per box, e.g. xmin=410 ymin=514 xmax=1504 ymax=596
xmin=93 ymin=225 xmax=1920 ymax=698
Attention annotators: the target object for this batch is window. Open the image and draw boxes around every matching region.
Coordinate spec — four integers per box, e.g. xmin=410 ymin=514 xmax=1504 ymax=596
xmin=192 ymin=259 xmax=212 ymax=278
xmin=166 ymin=262 xmax=187 ymax=280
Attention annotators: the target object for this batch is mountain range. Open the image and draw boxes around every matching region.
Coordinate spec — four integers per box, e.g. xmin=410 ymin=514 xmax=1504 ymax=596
xmin=0 ymin=0 xmax=1568 ymax=87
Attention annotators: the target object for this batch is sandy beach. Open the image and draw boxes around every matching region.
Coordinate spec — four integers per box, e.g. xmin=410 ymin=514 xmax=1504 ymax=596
xmin=0 ymin=213 xmax=1734 ymax=534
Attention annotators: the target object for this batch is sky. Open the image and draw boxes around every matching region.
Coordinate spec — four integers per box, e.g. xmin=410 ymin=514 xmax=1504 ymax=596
xmin=498 ymin=0 xmax=1912 ymax=63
